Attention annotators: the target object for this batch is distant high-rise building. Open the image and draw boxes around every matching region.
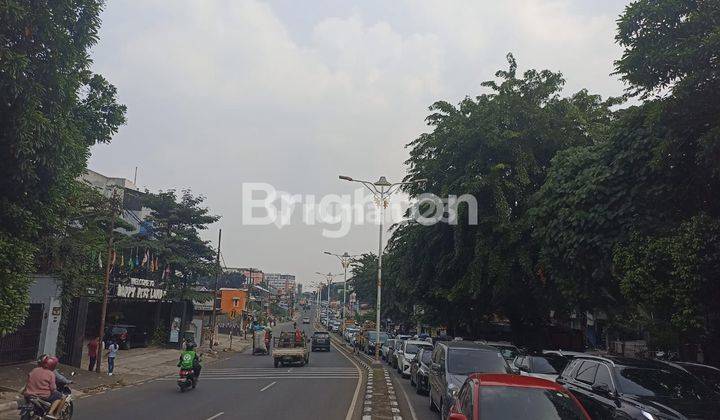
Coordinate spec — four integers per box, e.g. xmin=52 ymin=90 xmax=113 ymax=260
xmin=265 ymin=273 xmax=296 ymax=295
xmin=297 ymin=283 xmax=302 ymax=295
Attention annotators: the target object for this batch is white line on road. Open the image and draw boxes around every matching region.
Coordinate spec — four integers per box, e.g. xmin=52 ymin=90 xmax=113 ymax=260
xmin=287 ymin=368 xmax=293 ymax=373
xmin=205 ymin=412 xmax=224 ymax=420
xmin=259 ymin=381 xmax=277 ymax=392
xmin=331 ymin=336 xmax=364 ymax=420
xmin=394 ymin=374 xmax=418 ymax=420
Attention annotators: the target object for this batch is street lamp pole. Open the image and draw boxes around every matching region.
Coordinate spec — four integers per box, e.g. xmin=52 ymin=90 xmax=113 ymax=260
xmin=339 ymin=175 xmax=427 ymax=363
xmin=315 ymin=271 xmax=341 ymax=330
xmin=324 ymin=251 xmax=359 ymax=328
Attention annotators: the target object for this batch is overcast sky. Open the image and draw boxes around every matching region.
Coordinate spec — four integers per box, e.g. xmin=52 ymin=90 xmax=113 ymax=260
xmin=89 ymin=0 xmax=631 ymax=290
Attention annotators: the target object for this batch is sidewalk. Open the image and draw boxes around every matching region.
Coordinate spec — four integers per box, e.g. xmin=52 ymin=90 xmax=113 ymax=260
xmin=0 ymin=333 xmax=249 ymax=419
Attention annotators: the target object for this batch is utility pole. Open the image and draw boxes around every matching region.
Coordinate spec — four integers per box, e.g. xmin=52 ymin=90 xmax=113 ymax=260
xmin=96 ymin=189 xmax=118 ymax=373
xmin=210 ymin=229 xmax=222 ymax=349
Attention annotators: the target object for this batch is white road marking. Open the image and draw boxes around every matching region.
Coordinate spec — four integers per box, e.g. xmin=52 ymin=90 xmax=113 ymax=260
xmin=287 ymin=368 xmax=293 ymax=373
xmin=394 ymin=375 xmax=418 ymax=420
xmin=259 ymin=381 xmax=277 ymax=392
xmin=205 ymin=412 xmax=224 ymax=420
xmin=331 ymin=335 xmax=364 ymax=420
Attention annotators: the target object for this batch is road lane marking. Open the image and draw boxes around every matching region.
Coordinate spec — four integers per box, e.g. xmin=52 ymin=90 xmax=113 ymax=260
xmin=205 ymin=412 xmax=224 ymax=420
xmin=259 ymin=381 xmax=276 ymax=392
xmin=331 ymin=336 xmax=364 ymax=420
xmin=287 ymin=368 xmax=293 ymax=373
xmin=394 ymin=373 xmax=418 ymax=420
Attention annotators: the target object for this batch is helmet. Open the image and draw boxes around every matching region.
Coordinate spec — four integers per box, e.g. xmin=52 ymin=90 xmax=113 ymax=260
xmin=41 ymin=356 xmax=59 ymax=371
xmin=37 ymin=354 xmax=48 ymax=366
xmin=185 ymin=342 xmax=196 ymax=351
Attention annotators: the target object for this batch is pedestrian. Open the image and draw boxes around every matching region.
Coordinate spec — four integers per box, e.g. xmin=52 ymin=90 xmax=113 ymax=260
xmin=107 ymin=339 xmax=119 ymax=376
xmin=87 ymin=337 xmax=99 ymax=371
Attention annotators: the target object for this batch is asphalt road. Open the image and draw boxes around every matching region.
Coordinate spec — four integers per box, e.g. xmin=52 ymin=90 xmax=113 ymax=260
xmin=353 ymin=344 xmax=438 ymax=420
xmin=75 ymin=309 xmax=361 ymax=420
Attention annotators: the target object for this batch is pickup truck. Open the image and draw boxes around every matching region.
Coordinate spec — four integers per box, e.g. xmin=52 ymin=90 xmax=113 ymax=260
xmin=272 ymin=332 xmax=309 ymax=367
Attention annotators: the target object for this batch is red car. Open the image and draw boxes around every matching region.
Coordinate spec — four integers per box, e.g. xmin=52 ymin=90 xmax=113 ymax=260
xmin=448 ymin=374 xmax=591 ymax=420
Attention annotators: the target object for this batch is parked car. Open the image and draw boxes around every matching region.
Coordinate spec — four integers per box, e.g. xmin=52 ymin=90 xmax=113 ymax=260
xmin=410 ymin=347 xmax=433 ymax=395
xmin=311 ymin=331 xmax=331 ymax=352
xmin=429 ymin=341 xmax=511 ymax=420
xmin=447 ymin=373 xmax=591 ymax=420
xmin=512 ymin=353 xmax=570 ymax=381
xmin=103 ymin=324 xmax=148 ymax=350
xmin=557 ymin=355 xmax=720 ymax=420
xmin=674 ymin=361 xmax=720 ymax=394
xmin=381 ymin=339 xmax=398 ymax=361
xmin=398 ymin=339 xmax=433 ymax=378
xmin=364 ymin=331 xmax=390 ymax=355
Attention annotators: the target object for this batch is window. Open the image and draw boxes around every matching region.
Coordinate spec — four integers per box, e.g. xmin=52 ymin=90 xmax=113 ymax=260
xmin=447 ymin=349 xmax=508 ymax=375
xmin=530 ymin=356 xmax=569 ymax=374
xmin=616 ymin=367 xmax=714 ymax=400
xmin=232 ymin=298 xmax=239 ymax=307
xmin=594 ymin=364 xmax=614 ymax=391
xmin=575 ymin=361 xmax=598 ymax=384
xmin=514 ymin=356 xmax=525 ymax=368
xmin=480 ymin=386 xmax=586 ymax=420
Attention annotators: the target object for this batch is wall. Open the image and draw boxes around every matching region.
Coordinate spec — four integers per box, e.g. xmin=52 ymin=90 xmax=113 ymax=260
xmin=28 ymin=275 xmax=63 ymax=358
xmin=219 ymin=289 xmax=248 ymax=318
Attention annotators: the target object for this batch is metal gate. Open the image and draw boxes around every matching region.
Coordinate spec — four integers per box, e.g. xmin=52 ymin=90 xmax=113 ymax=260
xmin=0 ymin=304 xmax=43 ymax=365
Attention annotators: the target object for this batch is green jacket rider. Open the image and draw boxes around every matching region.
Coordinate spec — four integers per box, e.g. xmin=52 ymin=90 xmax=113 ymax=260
xmin=178 ymin=342 xmax=201 ymax=378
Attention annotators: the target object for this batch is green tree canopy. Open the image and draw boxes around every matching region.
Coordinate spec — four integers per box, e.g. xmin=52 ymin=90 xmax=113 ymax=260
xmin=0 ymin=0 xmax=126 ymax=333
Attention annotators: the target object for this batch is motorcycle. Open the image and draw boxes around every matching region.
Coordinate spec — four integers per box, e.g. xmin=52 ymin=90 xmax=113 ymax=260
xmin=177 ymin=368 xmax=197 ymax=392
xmin=18 ymin=371 xmax=75 ymax=420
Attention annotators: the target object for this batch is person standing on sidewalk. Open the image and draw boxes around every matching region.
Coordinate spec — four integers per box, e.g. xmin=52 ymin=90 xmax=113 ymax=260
xmin=87 ymin=337 xmax=99 ymax=371
xmin=107 ymin=340 xmax=119 ymax=376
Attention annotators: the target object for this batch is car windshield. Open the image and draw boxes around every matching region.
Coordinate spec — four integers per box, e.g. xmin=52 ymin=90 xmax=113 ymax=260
xmin=405 ymin=343 xmax=431 ymax=354
xmin=497 ymin=346 xmax=519 ymax=360
xmin=314 ymin=332 xmax=329 ymax=338
xmin=531 ymin=356 xmax=567 ymax=374
xmin=615 ymin=367 xmax=713 ymax=400
xmin=682 ymin=365 xmax=720 ymax=393
xmin=368 ymin=332 xmax=389 ymax=342
xmin=480 ymin=386 xmax=586 ymax=420
xmin=447 ymin=349 xmax=508 ymax=375
xmin=110 ymin=327 xmax=127 ymax=334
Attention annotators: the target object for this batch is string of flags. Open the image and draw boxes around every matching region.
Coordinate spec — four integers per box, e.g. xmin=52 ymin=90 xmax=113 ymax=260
xmin=96 ymin=247 xmax=170 ymax=279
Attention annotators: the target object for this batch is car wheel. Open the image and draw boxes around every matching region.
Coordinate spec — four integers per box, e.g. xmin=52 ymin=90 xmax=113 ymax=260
xmin=123 ymin=340 xmax=131 ymax=350
xmin=410 ymin=375 xmax=415 ymax=387
xmin=274 ymin=359 xmax=279 ymax=368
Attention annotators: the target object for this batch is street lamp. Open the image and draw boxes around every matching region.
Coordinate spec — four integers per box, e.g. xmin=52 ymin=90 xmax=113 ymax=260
xmin=338 ymin=175 xmax=427 ymax=363
xmin=316 ymin=271 xmax=342 ymax=329
xmin=324 ymin=251 xmax=360 ymax=328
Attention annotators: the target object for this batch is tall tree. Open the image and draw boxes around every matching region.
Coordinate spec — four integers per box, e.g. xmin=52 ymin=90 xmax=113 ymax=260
xmin=0 ymin=1 xmax=126 ymax=333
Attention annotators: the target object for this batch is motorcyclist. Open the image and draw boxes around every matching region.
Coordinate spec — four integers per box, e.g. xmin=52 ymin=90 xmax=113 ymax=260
xmin=24 ymin=355 xmax=62 ymax=417
xmin=178 ymin=342 xmax=201 ymax=380
xmin=264 ymin=328 xmax=272 ymax=353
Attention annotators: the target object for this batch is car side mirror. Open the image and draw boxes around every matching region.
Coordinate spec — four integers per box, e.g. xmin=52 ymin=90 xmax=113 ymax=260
xmin=448 ymin=413 xmax=467 ymax=420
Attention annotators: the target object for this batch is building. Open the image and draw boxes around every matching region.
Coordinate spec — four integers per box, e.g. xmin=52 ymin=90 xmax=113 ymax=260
xmin=265 ymin=273 xmax=296 ymax=295
xmin=80 ymin=169 xmax=153 ymax=236
xmin=219 ymin=288 xmax=249 ymax=319
xmin=0 ymin=275 xmax=62 ymax=365
xmin=226 ymin=267 xmax=264 ymax=285
xmin=297 ymin=283 xmax=302 ymax=295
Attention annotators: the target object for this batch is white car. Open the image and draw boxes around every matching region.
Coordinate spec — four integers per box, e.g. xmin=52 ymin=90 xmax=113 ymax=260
xmin=397 ymin=340 xmax=433 ymax=378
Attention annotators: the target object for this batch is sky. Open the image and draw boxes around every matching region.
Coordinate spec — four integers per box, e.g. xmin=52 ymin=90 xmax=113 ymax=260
xmin=89 ymin=0 xmax=632 ymax=290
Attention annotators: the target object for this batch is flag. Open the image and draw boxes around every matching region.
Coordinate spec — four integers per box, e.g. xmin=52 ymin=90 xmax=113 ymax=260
xmin=121 ymin=254 xmax=125 ymax=267
xmin=153 ymin=256 xmax=159 ymax=272
xmin=97 ymin=253 xmax=103 ymax=268
xmin=142 ymin=249 xmax=149 ymax=267
xmin=134 ymin=248 xmax=139 ymax=267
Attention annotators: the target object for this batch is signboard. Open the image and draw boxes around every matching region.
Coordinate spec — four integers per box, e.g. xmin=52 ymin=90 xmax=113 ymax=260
xmin=169 ymin=317 xmax=181 ymax=343
xmin=112 ymin=277 xmax=166 ymax=300
xmin=115 ymin=284 xmax=166 ymax=300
